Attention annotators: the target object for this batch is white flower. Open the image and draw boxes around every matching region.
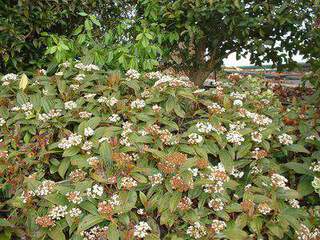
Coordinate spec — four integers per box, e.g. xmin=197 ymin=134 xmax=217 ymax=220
xmin=208 ymin=102 xmax=225 ymax=113
xmin=208 ymin=198 xmax=224 ymax=211
xmin=75 ymin=63 xmax=99 ymax=71
xmin=49 ymin=205 xmax=68 ymax=220
xmin=74 ymin=74 xmax=85 ymax=81
xmin=84 ymin=127 xmax=95 ymax=137
xmin=188 ymin=168 xmax=199 ymax=177
xmin=81 ymin=141 xmax=93 ymax=151
xmin=84 ymin=93 xmax=96 ymax=100
xmin=70 ymin=84 xmax=80 ymax=90
xmin=271 ymin=173 xmax=288 ymax=189
xmin=58 ymin=133 xmax=82 ymax=149
xmin=152 ymin=104 xmax=161 ymax=112
xmin=196 ymin=122 xmax=213 ymax=134
xmin=79 ymin=111 xmax=92 ymax=119
xmin=1 ymin=73 xmax=18 ymax=82
xmin=35 ymin=180 xmax=56 ymax=196
xmin=108 ymin=194 xmax=121 ymax=207
xmin=131 ymin=99 xmax=145 ymax=109
xmin=107 ymin=97 xmax=118 ymax=106
xmin=66 ymin=191 xmax=83 ymax=204
xmin=230 ymin=91 xmax=246 ymax=100
xmin=186 ymin=222 xmax=207 ymax=239
xmin=133 ymin=221 xmax=151 ymax=238
xmin=137 ymin=209 xmax=145 ymax=215
xmin=69 ymin=208 xmax=82 ymax=218
xmin=121 ymin=176 xmax=137 ymax=189
xmin=86 ymin=184 xmax=104 ymax=198
xmin=148 ymin=173 xmax=163 ymax=186
xmin=21 ymin=102 xmax=33 ymax=111
xmin=97 ymin=96 xmax=108 ymax=103
xmin=64 ymin=101 xmax=77 ymax=110
xmin=278 ymin=133 xmax=293 ymax=145
xmin=109 ymin=114 xmax=121 ymax=123
xmin=251 ymin=131 xmax=262 ymax=143
xmin=126 ymin=69 xmax=141 ymax=80
xmin=188 ymin=133 xmax=203 ymax=144
xmin=233 ymin=99 xmax=243 ymax=106
xmin=55 ymin=71 xmax=64 ymax=76
xmin=0 ymin=118 xmax=6 ymax=127
xmin=211 ymin=220 xmax=226 ymax=233
xmin=226 ymin=131 xmax=244 ymax=145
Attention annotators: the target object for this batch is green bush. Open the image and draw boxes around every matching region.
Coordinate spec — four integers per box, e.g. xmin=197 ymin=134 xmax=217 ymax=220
xmin=0 ymin=65 xmax=319 ymax=239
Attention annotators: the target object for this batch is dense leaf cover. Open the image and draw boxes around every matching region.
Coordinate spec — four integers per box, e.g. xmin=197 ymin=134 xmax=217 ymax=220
xmin=0 ymin=65 xmax=319 ymax=239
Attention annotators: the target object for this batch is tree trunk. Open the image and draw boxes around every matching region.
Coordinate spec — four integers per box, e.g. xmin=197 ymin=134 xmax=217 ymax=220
xmin=189 ymin=68 xmax=213 ymax=86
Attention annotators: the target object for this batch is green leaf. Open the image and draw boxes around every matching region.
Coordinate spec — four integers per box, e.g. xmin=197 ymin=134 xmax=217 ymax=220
xmin=77 ymin=215 xmax=104 ymax=233
xmin=99 ymin=142 xmax=112 ymax=166
xmin=48 ymin=226 xmax=66 ymax=240
xmin=63 ymin=146 xmax=80 ymax=157
xmin=286 ymin=144 xmax=310 ymax=154
xmin=169 ymin=192 xmax=182 ymax=212
xmin=107 ymin=223 xmax=120 ymax=240
xmin=58 ymin=158 xmax=70 ymax=178
xmin=219 ymin=149 xmax=233 ymax=172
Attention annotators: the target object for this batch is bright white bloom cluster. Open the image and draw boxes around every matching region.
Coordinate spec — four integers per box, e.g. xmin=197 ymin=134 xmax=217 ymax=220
xmin=81 ymin=141 xmax=93 ymax=151
xmin=148 ymin=173 xmax=164 ymax=186
xmin=0 ymin=118 xmax=6 ymax=127
xmin=21 ymin=102 xmax=33 ymax=111
xmin=271 ymin=173 xmax=288 ymax=189
xmin=233 ymin=99 xmax=243 ymax=106
xmin=230 ymin=91 xmax=246 ymax=100
xmin=81 ymin=226 xmax=108 ymax=240
xmin=188 ymin=133 xmax=203 ymax=144
xmin=208 ymin=102 xmax=225 ymax=113
xmin=186 ymin=222 xmax=207 ymax=239
xmin=75 ymin=63 xmax=99 ymax=71
xmin=133 ymin=221 xmax=151 ymax=238
xmin=278 ymin=133 xmax=293 ymax=145
xmin=60 ymin=61 xmax=71 ymax=68
xmin=86 ymin=184 xmax=104 ymax=198
xmin=70 ymin=84 xmax=80 ymax=90
xmin=21 ymin=190 xmax=35 ymax=203
xmin=87 ymin=156 xmax=99 ymax=166
xmin=84 ymin=127 xmax=95 ymax=137
xmin=258 ymin=203 xmax=272 ymax=215
xmin=153 ymin=74 xmax=192 ymax=88
xmin=152 ymin=104 xmax=161 ymax=113
xmin=310 ymin=161 xmax=320 ymax=172
xmin=58 ymin=133 xmax=82 ymax=149
xmin=74 ymin=73 xmax=85 ymax=81
xmin=126 ymin=69 xmax=141 ymax=80
xmin=251 ymin=131 xmax=262 ymax=143
xmin=84 ymin=93 xmax=96 ymax=100
xmin=189 ymin=168 xmax=199 ymax=177
xmin=49 ymin=205 xmax=68 ymax=220
xmin=109 ymin=114 xmax=121 ymax=123
xmin=211 ymin=220 xmax=227 ymax=233
xmin=145 ymin=71 xmax=162 ymax=79
xmin=120 ymin=121 xmax=133 ymax=147
xmin=226 ymin=131 xmax=244 ymax=145
xmin=203 ymin=163 xmax=229 ymax=193
xmin=38 ymin=109 xmax=62 ymax=122
xmin=196 ymin=122 xmax=213 ymax=134
xmin=131 ymin=99 xmax=145 ymax=109
xmin=107 ymin=97 xmax=118 ymax=106
xmin=69 ymin=207 xmax=82 ymax=218
xmin=231 ymin=168 xmax=244 ymax=178
xmin=208 ymin=198 xmax=225 ymax=211
xmin=121 ymin=176 xmax=137 ymax=189
xmin=79 ymin=111 xmax=92 ymax=119
xmin=64 ymin=101 xmax=77 ymax=110
xmin=229 ymin=121 xmax=246 ymax=131
xmin=35 ymin=180 xmax=56 ymax=196
xmin=2 ymin=73 xmax=18 ymax=85
xmin=55 ymin=71 xmax=63 ymax=76
xmin=108 ymin=194 xmax=121 ymax=207
xmin=288 ymin=199 xmax=300 ymax=209
xmin=97 ymin=96 xmax=108 ymax=103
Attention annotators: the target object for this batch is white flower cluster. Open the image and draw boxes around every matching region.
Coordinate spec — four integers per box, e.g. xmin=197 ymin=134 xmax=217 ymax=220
xmin=0 ymin=118 xmax=6 ymax=127
xmin=58 ymin=133 xmax=82 ymax=149
xmin=233 ymin=99 xmax=243 ymax=106
xmin=152 ymin=104 xmax=161 ymax=113
xmin=121 ymin=176 xmax=137 ymax=189
xmin=271 ymin=173 xmax=289 ymax=189
xmin=188 ymin=133 xmax=203 ymax=144
xmin=109 ymin=114 xmax=121 ymax=123
xmin=86 ymin=184 xmax=104 ymax=198
xmin=70 ymin=84 xmax=80 ymax=90
xmin=211 ymin=219 xmax=226 ymax=233
xmin=126 ymin=69 xmax=141 ymax=80
xmin=84 ymin=93 xmax=96 ymax=100
xmin=278 ymin=133 xmax=293 ymax=145
xmin=208 ymin=198 xmax=225 ymax=211
xmin=1 ymin=73 xmax=18 ymax=85
xmin=69 ymin=207 xmax=82 ymax=218
xmin=79 ymin=111 xmax=92 ymax=119
xmin=66 ymin=191 xmax=83 ymax=204
xmin=230 ymin=91 xmax=246 ymax=100
xmin=108 ymin=194 xmax=121 ymax=207
xmin=81 ymin=140 xmax=93 ymax=152
xmin=186 ymin=222 xmax=207 ymax=239
xmin=64 ymin=101 xmax=77 ymax=110
xmin=75 ymin=63 xmax=99 ymax=71
xmin=87 ymin=156 xmax=99 ymax=166
xmin=196 ymin=122 xmax=213 ymax=134
xmin=49 ymin=205 xmax=68 ymax=220
xmin=35 ymin=180 xmax=56 ymax=196
xmin=120 ymin=121 xmax=133 ymax=147
xmin=203 ymin=164 xmax=229 ymax=194
xmin=251 ymin=131 xmax=262 ymax=143
xmin=133 ymin=221 xmax=151 ymax=238
xmin=231 ymin=168 xmax=244 ymax=178
xmin=310 ymin=161 xmax=320 ymax=172
xmin=288 ymin=199 xmax=300 ymax=209
xmin=131 ymin=98 xmax=145 ymax=109
xmin=38 ymin=109 xmax=62 ymax=122
xmin=208 ymin=102 xmax=225 ymax=114
xmin=81 ymin=226 xmax=108 ymax=240
xmin=229 ymin=121 xmax=246 ymax=131
xmin=226 ymin=131 xmax=244 ymax=145
xmin=148 ymin=173 xmax=164 ymax=186
xmin=74 ymin=73 xmax=85 ymax=81
xmin=84 ymin=127 xmax=95 ymax=137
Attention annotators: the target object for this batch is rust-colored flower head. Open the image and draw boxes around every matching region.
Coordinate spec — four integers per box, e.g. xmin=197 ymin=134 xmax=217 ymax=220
xmin=171 ymin=176 xmax=191 ymax=192
xmin=36 ymin=216 xmax=55 ymax=228
xmin=196 ymin=159 xmax=208 ymax=169
xmin=165 ymin=152 xmax=187 ymax=166
xmin=241 ymin=200 xmax=255 ymax=216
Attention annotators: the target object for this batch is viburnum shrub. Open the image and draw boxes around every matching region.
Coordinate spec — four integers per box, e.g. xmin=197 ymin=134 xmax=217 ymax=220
xmin=0 ymin=64 xmax=320 ymax=240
